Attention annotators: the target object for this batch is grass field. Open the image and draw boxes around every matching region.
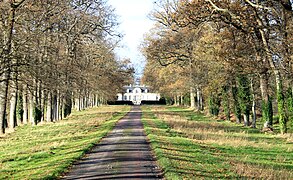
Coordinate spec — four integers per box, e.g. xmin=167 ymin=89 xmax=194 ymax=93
xmin=0 ymin=105 xmax=130 ymax=179
xmin=142 ymin=106 xmax=293 ymax=179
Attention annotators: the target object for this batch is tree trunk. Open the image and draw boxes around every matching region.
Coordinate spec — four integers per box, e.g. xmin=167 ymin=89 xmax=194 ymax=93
xmin=56 ymin=91 xmax=60 ymax=121
xmin=22 ymin=84 xmax=28 ymax=124
xmin=84 ymin=94 xmax=87 ymax=109
xmin=222 ymin=86 xmax=230 ymax=121
xmin=71 ymin=92 xmax=75 ymax=109
xmin=33 ymin=79 xmax=40 ymax=124
xmin=40 ymin=89 xmax=45 ymax=123
xmin=90 ymin=94 xmax=94 ymax=107
xmin=243 ymin=114 xmax=250 ymax=126
xmin=60 ymin=97 xmax=63 ymax=120
xmin=9 ymin=76 xmax=18 ymax=130
xmin=80 ymin=96 xmax=83 ymax=110
xmin=251 ymin=100 xmax=256 ymax=128
xmin=232 ymin=85 xmax=241 ymax=123
xmin=78 ymin=96 xmax=82 ymax=110
xmin=29 ymin=90 xmax=36 ymax=125
xmin=251 ymin=78 xmax=256 ymax=128
xmin=174 ymin=96 xmax=177 ymax=106
xmin=63 ymin=91 xmax=72 ymax=118
xmin=62 ymin=98 xmax=66 ymax=119
xmin=89 ymin=93 xmax=92 ymax=107
xmin=92 ymin=94 xmax=96 ymax=107
xmin=94 ymin=95 xmax=96 ymax=107
xmin=16 ymin=89 xmax=23 ymax=125
xmin=200 ymin=93 xmax=204 ymax=111
xmin=259 ymin=73 xmax=272 ymax=126
xmin=75 ymin=97 xmax=80 ymax=111
xmin=98 ymin=95 xmax=101 ymax=106
xmin=0 ymin=77 xmax=9 ymax=134
xmin=274 ymin=70 xmax=287 ymax=134
xmin=46 ymin=91 xmax=52 ymax=122
xmin=197 ymin=87 xmax=201 ymax=111
xmin=93 ymin=94 xmax=96 ymax=107
xmin=190 ymin=87 xmax=195 ymax=109
xmin=52 ymin=92 xmax=57 ymax=121
xmin=100 ymin=97 xmax=104 ymax=106
xmin=86 ymin=94 xmax=89 ymax=108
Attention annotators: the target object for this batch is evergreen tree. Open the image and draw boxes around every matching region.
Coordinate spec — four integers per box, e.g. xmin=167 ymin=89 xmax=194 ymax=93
xmin=237 ymin=75 xmax=252 ymax=126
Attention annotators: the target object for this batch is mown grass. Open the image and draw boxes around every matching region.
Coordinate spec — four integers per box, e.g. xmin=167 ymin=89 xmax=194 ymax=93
xmin=0 ymin=105 xmax=130 ymax=180
xmin=142 ymin=106 xmax=293 ymax=179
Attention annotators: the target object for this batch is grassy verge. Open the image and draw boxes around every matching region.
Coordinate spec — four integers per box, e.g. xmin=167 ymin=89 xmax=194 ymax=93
xmin=142 ymin=105 xmax=293 ymax=179
xmin=0 ymin=105 xmax=130 ymax=179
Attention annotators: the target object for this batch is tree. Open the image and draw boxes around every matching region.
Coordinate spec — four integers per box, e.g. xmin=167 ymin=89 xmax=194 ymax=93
xmin=145 ymin=0 xmax=293 ymax=133
xmin=0 ymin=0 xmax=26 ymax=134
xmin=0 ymin=0 xmax=133 ymax=134
xmin=237 ymin=74 xmax=252 ymax=126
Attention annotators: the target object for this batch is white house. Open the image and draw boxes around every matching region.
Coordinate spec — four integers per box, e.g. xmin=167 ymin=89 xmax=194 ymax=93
xmin=117 ymin=84 xmax=160 ymax=105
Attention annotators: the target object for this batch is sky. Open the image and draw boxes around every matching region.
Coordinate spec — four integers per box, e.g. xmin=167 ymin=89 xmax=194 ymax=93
xmin=107 ymin=0 xmax=155 ymax=78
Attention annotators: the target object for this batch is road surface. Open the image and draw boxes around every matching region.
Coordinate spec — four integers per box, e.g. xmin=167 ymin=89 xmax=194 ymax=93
xmin=62 ymin=106 xmax=162 ymax=180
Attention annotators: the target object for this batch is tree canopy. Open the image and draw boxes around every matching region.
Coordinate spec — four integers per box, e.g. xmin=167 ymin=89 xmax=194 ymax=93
xmin=142 ymin=0 xmax=293 ymax=133
xmin=0 ymin=0 xmax=134 ymax=134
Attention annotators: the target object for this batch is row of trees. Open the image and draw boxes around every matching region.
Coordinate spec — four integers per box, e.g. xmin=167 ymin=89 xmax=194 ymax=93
xmin=142 ymin=0 xmax=293 ymax=133
xmin=0 ymin=0 xmax=133 ymax=134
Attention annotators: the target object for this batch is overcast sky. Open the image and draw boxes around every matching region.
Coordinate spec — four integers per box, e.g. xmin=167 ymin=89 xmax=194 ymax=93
xmin=108 ymin=0 xmax=155 ymax=77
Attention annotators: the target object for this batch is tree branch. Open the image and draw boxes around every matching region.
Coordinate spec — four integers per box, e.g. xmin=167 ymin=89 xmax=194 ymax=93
xmin=11 ymin=0 xmax=26 ymax=8
xmin=244 ymin=0 xmax=272 ymax=11
xmin=206 ymin=0 xmax=237 ymax=19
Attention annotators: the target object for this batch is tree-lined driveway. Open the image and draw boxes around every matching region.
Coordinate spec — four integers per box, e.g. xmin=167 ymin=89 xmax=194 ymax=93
xmin=63 ymin=106 xmax=162 ymax=179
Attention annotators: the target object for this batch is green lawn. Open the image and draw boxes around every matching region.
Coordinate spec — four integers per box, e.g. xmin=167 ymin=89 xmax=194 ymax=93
xmin=142 ymin=106 xmax=293 ymax=179
xmin=0 ymin=105 xmax=130 ymax=179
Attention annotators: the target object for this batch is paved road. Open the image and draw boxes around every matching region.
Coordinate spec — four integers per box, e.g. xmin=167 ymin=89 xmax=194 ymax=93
xmin=62 ymin=106 xmax=162 ymax=180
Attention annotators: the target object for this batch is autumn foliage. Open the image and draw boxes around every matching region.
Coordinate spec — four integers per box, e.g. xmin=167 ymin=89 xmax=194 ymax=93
xmin=142 ymin=0 xmax=293 ymax=133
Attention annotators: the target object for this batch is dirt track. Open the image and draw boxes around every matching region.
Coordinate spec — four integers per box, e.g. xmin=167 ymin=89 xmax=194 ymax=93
xmin=62 ymin=106 xmax=162 ymax=180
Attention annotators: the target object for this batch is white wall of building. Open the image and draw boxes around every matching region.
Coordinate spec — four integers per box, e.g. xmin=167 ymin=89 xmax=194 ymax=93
xmin=117 ymin=86 xmax=160 ymax=105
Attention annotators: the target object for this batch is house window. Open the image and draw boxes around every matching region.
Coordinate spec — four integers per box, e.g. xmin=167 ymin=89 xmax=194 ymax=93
xmin=129 ymin=89 xmax=132 ymax=93
xmin=124 ymin=95 xmax=127 ymax=100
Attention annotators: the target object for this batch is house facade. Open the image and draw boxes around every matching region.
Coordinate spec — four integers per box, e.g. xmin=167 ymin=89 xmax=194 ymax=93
xmin=117 ymin=84 xmax=160 ymax=105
